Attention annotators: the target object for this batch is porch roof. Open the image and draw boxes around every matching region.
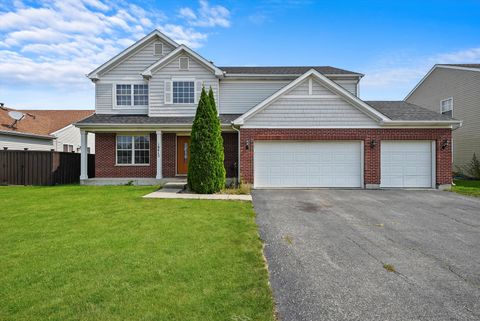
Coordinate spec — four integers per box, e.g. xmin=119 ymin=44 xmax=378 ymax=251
xmin=75 ymin=114 xmax=242 ymax=127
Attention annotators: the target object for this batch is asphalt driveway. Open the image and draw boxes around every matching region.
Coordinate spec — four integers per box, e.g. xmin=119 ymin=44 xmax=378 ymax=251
xmin=252 ymin=189 xmax=480 ymax=321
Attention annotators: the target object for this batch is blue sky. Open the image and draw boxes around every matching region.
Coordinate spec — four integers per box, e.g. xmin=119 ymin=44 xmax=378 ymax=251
xmin=1 ymin=0 xmax=480 ymax=109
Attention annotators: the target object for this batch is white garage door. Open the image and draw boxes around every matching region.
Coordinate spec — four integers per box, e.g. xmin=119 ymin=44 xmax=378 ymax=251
xmin=254 ymin=141 xmax=362 ymax=188
xmin=381 ymin=141 xmax=434 ymax=188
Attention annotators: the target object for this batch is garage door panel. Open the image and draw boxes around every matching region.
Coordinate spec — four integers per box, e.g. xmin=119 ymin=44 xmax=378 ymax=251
xmin=254 ymin=141 xmax=362 ymax=188
xmin=381 ymin=141 xmax=433 ymax=188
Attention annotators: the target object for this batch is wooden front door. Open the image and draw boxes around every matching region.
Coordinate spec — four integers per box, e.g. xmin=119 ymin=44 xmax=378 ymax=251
xmin=177 ymin=136 xmax=190 ymax=175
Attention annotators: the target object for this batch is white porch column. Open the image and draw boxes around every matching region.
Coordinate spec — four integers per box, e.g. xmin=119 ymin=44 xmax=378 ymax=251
xmin=80 ymin=130 xmax=88 ymax=180
xmin=156 ymin=130 xmax=162 ymax=179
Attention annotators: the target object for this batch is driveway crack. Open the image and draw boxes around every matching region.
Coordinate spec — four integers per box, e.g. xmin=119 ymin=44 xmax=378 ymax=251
xmin=345 ymin=236 xmax=414 ymax=285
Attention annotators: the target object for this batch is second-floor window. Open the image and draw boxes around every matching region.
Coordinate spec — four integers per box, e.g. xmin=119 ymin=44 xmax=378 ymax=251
xmin=173 ymin=81 xmax=194 ymax=104
xmin=440 ymin=98 xmax=453 ymax=117
xmin=116 ymin=84 xmax=148 ymax=107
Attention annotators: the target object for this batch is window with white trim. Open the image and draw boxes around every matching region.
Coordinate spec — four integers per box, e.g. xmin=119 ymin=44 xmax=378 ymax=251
xmin=440 ymin=98 xmax=453 ymax=117
xmin=63 ymin=144 xmax=73 ymax=152
xmin=116 ymin=135 xmax=150 ymax=165
xmin=173 ymin=81 xmax=195 ymax=104
xmin=116 ymin=84 xmax=148 ymax=107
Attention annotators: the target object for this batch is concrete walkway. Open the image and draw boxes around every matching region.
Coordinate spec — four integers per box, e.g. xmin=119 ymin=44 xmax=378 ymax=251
xmin=143 ymin=189 xmax=252 ymax=201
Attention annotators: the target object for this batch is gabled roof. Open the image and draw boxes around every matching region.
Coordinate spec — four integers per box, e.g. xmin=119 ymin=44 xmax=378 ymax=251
xmin=141 ymin=45 xmax=224 ymax=78
xmin=405 ymin=63 xmax=480 ymax=100
xmin=232 ymin=69 xmax=388 ymax=125
xmin=365 ymin=101 xmax=458 ymax=121
xmin=220 ymin=66 xmax=363 ymax=77
xmin=0 ymin=107 xmax=93 ymax=138
xmin=87 ymin=29 xmax=179 ymax=80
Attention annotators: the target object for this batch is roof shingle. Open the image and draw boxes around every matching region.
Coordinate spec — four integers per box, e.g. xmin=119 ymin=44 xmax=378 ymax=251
xmin=219 ymin=66 xmax=363 ymax=76
xmin=0 ymin=108 xmax=94 ymax=137
xmin=76 ymin=114 xmax=242 ymax=125
xmin=365 ymin=101 xmax=455 ymax=121
xmin=438 ymin=63 xmax=480 ymax=69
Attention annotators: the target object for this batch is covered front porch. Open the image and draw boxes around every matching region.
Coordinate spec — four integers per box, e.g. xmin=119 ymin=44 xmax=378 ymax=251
xmin=78 ymin=129 xmax=238 ymax=185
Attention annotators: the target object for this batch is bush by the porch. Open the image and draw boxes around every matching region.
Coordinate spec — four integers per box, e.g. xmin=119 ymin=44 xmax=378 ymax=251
xmin=187 ymin=87 xmax=226 ymax=193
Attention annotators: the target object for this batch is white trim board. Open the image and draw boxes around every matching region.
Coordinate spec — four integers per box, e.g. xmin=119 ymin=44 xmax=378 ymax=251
xmin=87 ymin=29 xmax=179 ymax=80
xmin=233 ymin=69 xmax=390 ymax=126
xmin=142 ymin=45 xmax=224 ymax=78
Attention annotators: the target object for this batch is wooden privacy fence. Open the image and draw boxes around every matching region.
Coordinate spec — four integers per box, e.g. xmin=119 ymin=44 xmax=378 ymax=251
xmin=0 ymin=150 xmax=95 ymax=186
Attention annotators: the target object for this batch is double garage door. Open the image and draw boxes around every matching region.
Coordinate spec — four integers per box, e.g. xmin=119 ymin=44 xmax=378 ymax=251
xmin=254 ymin=140 xmax=434 ymax=188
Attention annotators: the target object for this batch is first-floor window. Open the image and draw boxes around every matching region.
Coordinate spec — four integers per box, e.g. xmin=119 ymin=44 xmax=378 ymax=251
xmin=63 ymin=144 xmax=73 ymax=152
xmin=116 ymin=135 xmax=150 ymax=165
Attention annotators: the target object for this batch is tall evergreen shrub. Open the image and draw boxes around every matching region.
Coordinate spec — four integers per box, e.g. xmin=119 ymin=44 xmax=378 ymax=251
xmin=187 ymin=87 xmax=226 ymax=193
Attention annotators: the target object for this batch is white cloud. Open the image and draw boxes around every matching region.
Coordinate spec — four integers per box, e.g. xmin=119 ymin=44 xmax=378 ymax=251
xmin=360 ymin=47 xmax=480 ymax=100
xmin=158 ymin=24 xmax=208 ymax=49
xmin=179 ymin=0 xmax=231 ymax=28
xmin=0 ymin=0 xmax=230 ymax=94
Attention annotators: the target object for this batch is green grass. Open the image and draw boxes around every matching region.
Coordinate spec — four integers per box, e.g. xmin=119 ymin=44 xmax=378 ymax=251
xmin=0 ymin=185 xmax=275 ymax=321
xmin=453 ymin=179 xmax=480 ymax=197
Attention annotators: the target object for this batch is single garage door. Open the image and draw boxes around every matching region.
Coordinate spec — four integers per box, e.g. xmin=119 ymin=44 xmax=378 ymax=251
xmin=381 ymin=141 xmax=434 ymax=188
xmin=254 ymin=141 xmax=362 ymax=188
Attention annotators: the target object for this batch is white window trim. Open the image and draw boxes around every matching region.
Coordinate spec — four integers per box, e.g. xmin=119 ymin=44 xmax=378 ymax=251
xmin=440 ymin=97 xmax=453 ymax=116
xmin=171 ymin=78 xmax=196 ymax=105
xmin=115 ymin=134 xmax=151 ymax=166
xmin=112 ymin=82 xmax=149 ymax=109
xmin=179 ymin=56 xmax=189 ymax=70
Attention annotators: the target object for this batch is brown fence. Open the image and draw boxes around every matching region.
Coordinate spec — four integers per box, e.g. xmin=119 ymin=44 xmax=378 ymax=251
xmin=0 ymin=150 xmax=95 ymax=186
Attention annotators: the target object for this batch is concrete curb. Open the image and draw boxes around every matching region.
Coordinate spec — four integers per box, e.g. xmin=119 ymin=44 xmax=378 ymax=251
xmin=143 ymin=191 xmax=252 ymax=201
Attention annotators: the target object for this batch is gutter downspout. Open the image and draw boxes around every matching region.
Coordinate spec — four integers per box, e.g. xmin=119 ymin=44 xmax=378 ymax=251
xmin=231 ymin=123 xmax=241 ymax=186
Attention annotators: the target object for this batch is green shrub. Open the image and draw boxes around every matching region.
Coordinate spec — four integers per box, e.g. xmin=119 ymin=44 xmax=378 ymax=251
xmin=461 ymin=153 xmax=480 ymax=179
xmin=187 ymin=87 xmax=226 ymax=193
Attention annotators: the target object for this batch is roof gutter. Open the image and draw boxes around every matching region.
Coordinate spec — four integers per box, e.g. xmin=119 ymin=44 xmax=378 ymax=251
xmin=381 ymin=120 xmax=463 ymax=129
xmin=0 ymin=130 xmax=53 ymax=140
xmin=74 ymin=123 xmax=235 ymax=131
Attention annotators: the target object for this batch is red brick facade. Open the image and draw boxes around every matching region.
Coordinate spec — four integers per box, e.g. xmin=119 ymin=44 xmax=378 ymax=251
xmin=239 ymin=128 xmax=452 ymax=186
xmin=95 ymin=132 xmax=238 ymax=178
xmin=95 ymin=133 xmax=157 ymax=178
xmin=95 ymin=129 xmax=452 ymax=186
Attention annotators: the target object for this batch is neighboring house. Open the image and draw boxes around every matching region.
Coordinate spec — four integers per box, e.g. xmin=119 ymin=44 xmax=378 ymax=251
xmin=0 ymin=106 xmax=95 ymax=153
xmin=76 ymin=29 xmax=461 ymax=189
xmin=405 ymin=64 xmax=480 ymax=170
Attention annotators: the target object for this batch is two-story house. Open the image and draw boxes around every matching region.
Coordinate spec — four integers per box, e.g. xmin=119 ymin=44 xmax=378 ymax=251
xmin=405 ymin=64 xmax=480 ymax=171
xmin=76 ymin=30 xmax=461 ymax=189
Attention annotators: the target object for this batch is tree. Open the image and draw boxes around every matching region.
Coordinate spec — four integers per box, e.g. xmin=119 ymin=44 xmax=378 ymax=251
xmin=187 ymin=87 xmax=226 ymax=193
xmin=461 ymin=153 xmax=480 ymax=179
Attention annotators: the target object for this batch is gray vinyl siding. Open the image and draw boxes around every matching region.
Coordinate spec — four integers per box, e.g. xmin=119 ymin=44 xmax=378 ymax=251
xmin=219 ymin=80 xmax=290 ymax=114
xmin=219 ymin=78 xmax=358 ymax=115
xmin=0 ymin=134 xmax=54 ymax=151
xmin=406 ymin=67 xmax=480 ymax=168
xmin=95 ymin=82 xmax=148 ymax=114
xmin=333 ymin=79 xmax=358 ymax=96
xmin=99 ymin=37 xmax=175 ymax=80
xmin=149 ymin=53 xmax=218 ymax=117
xmin=244 ymin=78 xmax=377 ymax=127
xmin=95 ymin=35 xmax=173 ymax=115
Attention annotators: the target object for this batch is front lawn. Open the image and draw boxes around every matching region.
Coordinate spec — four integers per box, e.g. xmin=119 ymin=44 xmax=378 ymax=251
xmin=453 ymin=179 xmax=480 ymax=197
xmin=0 ymin=186 xmax=274 ymax=321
